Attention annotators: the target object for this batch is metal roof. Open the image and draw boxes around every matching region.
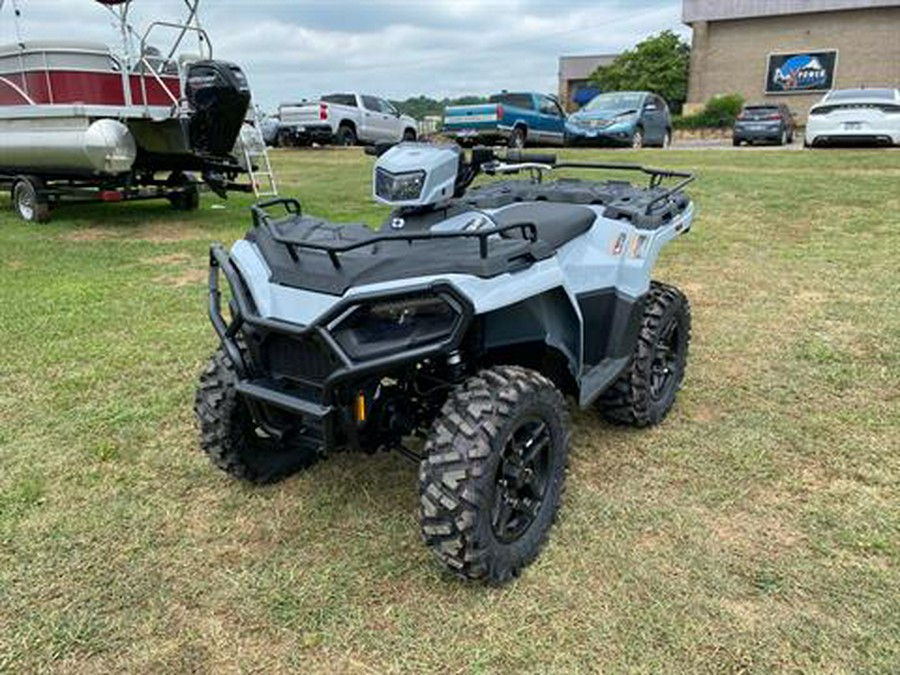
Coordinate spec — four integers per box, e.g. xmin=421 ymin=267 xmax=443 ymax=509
xmin=683 ymin=0 xmax=900 ymax=23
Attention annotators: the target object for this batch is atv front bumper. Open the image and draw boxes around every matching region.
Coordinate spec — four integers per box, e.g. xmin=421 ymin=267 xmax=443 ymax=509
xmin=207 ymin=244 xmax=472 ymax=450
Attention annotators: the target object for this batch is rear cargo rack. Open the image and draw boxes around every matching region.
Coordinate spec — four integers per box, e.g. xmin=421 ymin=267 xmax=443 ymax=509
xmin=249 ymin=198 xmax=540 ymax=269
xmin=491 ymin=152 xmax=696 ymax=216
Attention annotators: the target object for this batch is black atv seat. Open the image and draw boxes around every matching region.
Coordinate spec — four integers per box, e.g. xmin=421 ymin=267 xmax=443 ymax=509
xmin=492 ymin=202 xmax=596 ymax=250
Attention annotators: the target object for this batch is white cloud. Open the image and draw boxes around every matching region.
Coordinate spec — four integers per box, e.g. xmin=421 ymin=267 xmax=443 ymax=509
xmin=1 ymin=0 xmax=687 ymax=109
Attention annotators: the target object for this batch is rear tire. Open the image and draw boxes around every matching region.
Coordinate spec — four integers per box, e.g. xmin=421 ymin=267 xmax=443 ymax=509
xmin=336 ymin=124 xmax=357 ymax=146
xmin=194 ymin=348 xmax=320 ymax=484
xmin=11 ymin=177 xmax=50 ymax=223
xmin=402 ymin=128 xmax=417 ymax=142
xmin=597 ymin=282 xmax=691 ymax=427
xmin=508 ymin=126 xmax=527 ymax=149
xmin=419 ymin=366 xmax=570 ymax=584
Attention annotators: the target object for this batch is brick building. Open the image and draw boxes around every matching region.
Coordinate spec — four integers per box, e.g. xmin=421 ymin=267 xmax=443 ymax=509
xmin=558 ymin=54 xmax=617 ymax=112
xmin=683 ymin=0 xmax=900 ymax=122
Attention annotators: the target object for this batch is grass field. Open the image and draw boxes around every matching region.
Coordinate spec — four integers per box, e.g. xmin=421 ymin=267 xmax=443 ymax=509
xmin=1 ymin=147 xmax=898 ymax=674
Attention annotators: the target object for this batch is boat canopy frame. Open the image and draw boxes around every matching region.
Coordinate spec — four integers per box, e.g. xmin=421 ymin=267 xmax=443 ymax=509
xmin=0 ymin=0 xmax=213 ymax=116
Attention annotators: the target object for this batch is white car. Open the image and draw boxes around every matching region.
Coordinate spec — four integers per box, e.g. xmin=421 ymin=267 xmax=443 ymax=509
xmin=805 ymin=88 xmax=900 ymax=148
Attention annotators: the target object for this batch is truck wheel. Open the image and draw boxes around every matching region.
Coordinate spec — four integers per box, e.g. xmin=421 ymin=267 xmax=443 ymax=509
xmin=403 ymin=128 xmax=417 ymax=142
xmin=12 ymin=177 xmax=50 ymax=223
xmin=336 ymin=124 xmax=357 ymax=146
xmin=194 ymin=348 xmax=320 ymax=484
xmin=508 ymin=126 xmax=527 ymax=149
xmin=419 ymin=365 xmax=570 ymax=584
xmin=276 ymin=128 xmax=294 ymax=148
xmin=598 ymin=281 xmax=691 ymax=427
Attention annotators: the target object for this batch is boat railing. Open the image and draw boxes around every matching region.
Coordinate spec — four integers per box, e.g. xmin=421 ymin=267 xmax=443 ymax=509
xmin=138 ymin=21 xmax=212 ymax=116
xmin=0 ymin=43 xmax=127 ymax=107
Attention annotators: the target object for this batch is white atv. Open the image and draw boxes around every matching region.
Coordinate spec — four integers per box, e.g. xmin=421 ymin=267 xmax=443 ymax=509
xmin=196 ymin=143 xmax=696 ymax=583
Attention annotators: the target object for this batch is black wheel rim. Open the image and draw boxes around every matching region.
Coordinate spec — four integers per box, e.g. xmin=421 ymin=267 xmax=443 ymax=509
xmin=650 ymin=316 xmax=681 ymax=401
xmin=492 ymin=416 xmax=553 ymax=544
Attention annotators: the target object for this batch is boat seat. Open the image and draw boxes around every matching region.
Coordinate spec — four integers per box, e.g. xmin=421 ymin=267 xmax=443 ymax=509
xmin=492 ymin=202 xmax=596 ymax=250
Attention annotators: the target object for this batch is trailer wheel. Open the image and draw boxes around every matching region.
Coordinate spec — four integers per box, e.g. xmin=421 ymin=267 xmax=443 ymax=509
xmin=597 ymin=281 xmax=691 ymax=427
xmin=419 ymin=365 xmax=570 ymax=584
xmin=167 ymin=173 xmax=201 ymax=211
xmin=11 ymin=177 xmax=50 ymax=223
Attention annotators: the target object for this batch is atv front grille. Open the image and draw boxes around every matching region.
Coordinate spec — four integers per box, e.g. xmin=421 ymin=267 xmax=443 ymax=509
xmin=263 ymin=334 xmax=339 ymax=386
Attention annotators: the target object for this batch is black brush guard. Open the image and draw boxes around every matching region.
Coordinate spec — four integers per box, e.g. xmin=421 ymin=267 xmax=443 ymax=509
xmin=208 ymin=244 xmax=473 ymax=446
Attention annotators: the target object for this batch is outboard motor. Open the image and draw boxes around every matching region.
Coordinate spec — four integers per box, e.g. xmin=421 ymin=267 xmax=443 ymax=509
xmin=185 ymin=60 xmax=251 ymax=158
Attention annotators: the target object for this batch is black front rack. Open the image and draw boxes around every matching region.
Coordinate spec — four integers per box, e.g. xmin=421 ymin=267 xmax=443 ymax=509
xmin=250 ymin=198 xmax=540 ymax=269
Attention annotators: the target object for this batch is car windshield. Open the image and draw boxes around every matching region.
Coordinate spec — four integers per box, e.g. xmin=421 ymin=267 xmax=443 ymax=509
xmin=745 ymin=106 xmax=778 ymax=112
xmin=582 ymin=92 xmax=643 ymax=112
xmin=828 ymin=89 xmax=895 ymax=101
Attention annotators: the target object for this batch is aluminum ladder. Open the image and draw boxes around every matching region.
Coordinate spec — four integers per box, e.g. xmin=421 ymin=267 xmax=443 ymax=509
xmin=240 ymin=114 xmax=278 ymax=198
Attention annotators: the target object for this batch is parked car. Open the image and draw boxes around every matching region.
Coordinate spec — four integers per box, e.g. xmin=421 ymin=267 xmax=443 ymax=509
xmin=805 ymin=88 xmax=900 ymax=148
xmin=443 ymin=92 xmax=567 ymax=148
xmin=733 ymin=103 xmax=795 ymax=146
xmin=278 ymin=93 xmax=418 ymax=146
xmin=566 ymin=91 xmax=672 ymax=148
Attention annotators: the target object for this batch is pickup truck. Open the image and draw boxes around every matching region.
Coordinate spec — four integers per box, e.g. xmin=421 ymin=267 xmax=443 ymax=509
xmin=443 ymin=92 xmax=567 ymax=148
xmin=277 ymin=93 xmax=418 ymax=147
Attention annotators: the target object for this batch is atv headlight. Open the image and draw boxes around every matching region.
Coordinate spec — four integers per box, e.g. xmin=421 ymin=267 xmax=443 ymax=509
xmin=375 ymin=168 xmax=426 ymax=203
xmin=330 ymin=293 xmax=463 ymax=361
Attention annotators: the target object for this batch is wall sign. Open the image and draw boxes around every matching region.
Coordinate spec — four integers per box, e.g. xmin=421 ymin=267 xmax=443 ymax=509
xmin=766 ymin=50 xmax=838 ymax=94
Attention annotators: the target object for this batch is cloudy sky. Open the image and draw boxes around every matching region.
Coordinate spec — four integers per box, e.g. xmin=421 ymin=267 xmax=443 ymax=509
xmin=1 ymin=0 xmax=687 ymax=109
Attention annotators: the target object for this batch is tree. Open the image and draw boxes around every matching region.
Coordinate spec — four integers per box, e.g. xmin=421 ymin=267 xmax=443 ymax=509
xmin=590 ymin=31 xmax=691 ymax=113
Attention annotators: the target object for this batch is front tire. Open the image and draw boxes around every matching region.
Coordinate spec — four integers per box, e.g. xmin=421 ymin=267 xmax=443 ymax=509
xmin=402 ymin=128 xmax=417 ymax=142
xmin=419 ymin=366 xmax=570 ymax=584
xmin=598 ymin=282 xmax=691 ymax=427
xmin=194 ymin=348 xmax=320 ymax=484
xmin=631 ymin=127 xmax=644 ymax=149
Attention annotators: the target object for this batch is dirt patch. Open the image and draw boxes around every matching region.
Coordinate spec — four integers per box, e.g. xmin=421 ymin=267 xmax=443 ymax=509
xmin=131 ymin=222 xmax=207 ymax=243
xmin=3 ymin=259 xmax=26 ymax=271
xmin=60 ymin=222 xmax=207 ymax=244
xmin=61 ymin=228 xmax=120 ymax=242
xmin=142 ymin=253 xmax=193 ymax=266
xmin=703 ymin=508 xmax=803 ymax=555
xmin=154 ymin=268 xmax=206 ymax=287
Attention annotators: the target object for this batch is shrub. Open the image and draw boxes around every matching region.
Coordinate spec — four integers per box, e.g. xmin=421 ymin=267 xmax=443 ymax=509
xmin=674 ymin=93 xmax=744 ymax=129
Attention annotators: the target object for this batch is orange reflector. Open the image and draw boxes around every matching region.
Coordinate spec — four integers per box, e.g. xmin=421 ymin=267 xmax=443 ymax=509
xmin=355 ymin=392 xmax=367 ymax=423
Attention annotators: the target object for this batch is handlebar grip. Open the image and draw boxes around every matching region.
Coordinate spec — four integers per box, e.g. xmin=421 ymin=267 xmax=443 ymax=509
xmin=506 ymin=150 xmax=557 ymax=166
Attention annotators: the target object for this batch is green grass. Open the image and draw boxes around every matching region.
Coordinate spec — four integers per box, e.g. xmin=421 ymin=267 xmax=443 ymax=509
xmin=1 ymin=147 xmax=898 ymax=674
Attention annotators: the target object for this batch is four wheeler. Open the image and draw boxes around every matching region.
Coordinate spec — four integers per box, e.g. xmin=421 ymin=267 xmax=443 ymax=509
xmin=195 ymin=142 xmax=696 ymax=583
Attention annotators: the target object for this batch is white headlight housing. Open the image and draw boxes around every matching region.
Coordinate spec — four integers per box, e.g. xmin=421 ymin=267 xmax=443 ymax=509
xmin=373 ymin=144 xmax=461 ymax=208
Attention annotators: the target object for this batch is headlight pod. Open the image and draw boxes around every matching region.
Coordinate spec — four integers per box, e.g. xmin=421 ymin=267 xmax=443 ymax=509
xmin=330 ymin=293 xmax=463 ymax=361
xmin=375 ymin=168 xmax=426 ymax=202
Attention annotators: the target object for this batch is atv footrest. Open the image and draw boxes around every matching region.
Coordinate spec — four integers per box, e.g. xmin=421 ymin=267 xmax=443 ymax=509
xmin=235 ymin=379 xmax=332 ymax=419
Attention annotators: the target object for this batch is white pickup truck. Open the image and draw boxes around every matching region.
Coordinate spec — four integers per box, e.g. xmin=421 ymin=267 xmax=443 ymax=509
xmin=278 ymin=93 xmax=419 ymax=146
